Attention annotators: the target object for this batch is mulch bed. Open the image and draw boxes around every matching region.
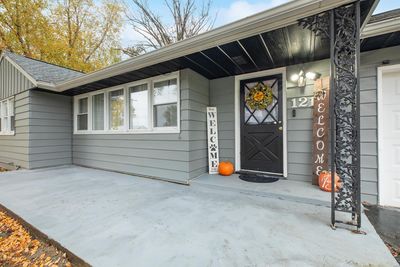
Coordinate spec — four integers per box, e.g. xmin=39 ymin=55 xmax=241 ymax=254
xmin=0 ymin=206 xmax=90 ymax=266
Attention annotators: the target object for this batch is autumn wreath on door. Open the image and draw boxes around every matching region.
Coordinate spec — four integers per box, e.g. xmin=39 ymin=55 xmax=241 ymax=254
xmin=245 ymin=82 xmax=273 ymax=110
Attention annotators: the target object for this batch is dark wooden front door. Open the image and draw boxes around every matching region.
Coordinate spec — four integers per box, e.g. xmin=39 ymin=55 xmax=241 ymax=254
xmin=240 ymin=74 xmax=283 ymax=174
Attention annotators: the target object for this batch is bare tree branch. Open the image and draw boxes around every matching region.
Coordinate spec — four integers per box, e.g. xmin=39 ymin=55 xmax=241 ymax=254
xmin=123 ymin=0 xmax=215 ymax=57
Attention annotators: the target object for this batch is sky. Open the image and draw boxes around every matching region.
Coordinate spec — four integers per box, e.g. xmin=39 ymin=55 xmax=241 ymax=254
xmin=120 ymin=0 xmax=400 ymax=48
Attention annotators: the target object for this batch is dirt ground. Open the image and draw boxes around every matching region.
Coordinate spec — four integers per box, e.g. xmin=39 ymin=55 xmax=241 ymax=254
xmin=0 ymin=209 xmax=74 ymax=267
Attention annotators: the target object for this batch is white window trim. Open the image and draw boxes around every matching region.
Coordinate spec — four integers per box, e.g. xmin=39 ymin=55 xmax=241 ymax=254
xmin=74 ymin=71 xmax=180 ymax=134
xmin=0 ymin=96 xmax=15 ymax=136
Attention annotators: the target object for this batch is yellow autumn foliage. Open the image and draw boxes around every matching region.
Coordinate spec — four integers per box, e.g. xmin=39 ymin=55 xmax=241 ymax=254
xmin=0 ymin=211 xmax=72 ymax=266
xmin=0 ymin=0 xmax=123 ymax=73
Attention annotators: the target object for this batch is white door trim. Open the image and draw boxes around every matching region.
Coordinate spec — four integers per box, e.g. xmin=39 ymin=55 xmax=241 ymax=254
xmin=234 ymin=67 xmax=288 ymax=177
xmin=377 ymin=63 xmax=400 ymax=206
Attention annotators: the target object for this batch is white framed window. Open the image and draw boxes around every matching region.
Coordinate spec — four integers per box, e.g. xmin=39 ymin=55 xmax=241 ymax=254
xmin=152 ymin=78 xmax=178 ymax=129
xmin=109 ymin=88 xmax=125 ymax=131
xmin=129 ymin=83 xmax=149 ymax=130
xmin=76 ymin=97 xmax=89 ymax=131
xmin=92 ymin=93 xmax=105 ymax=130
xmin=73 ymin=71 xmax=180 ymax=134
xmin=0 ymin=97 xmax=15 ymax=135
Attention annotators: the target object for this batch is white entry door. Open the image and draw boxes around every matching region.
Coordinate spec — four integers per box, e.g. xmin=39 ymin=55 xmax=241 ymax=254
xmin=380 ymin=67 xmax=400 ymax=207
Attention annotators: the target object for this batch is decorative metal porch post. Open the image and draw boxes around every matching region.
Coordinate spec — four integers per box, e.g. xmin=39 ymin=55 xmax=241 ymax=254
xmin=299 ymin=1 xmax=362 ymax=230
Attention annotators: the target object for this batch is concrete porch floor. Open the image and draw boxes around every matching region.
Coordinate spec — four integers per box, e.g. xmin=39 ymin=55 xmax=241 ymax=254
xmin=192 ymin=173 xmax=330 ymax=207
xmin=0 ymin=166 xmax=397 ymax=267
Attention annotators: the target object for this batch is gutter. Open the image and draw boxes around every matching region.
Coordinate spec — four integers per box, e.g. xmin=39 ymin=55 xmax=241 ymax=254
xmin=53 ymin=0 xmax=358 ymax=92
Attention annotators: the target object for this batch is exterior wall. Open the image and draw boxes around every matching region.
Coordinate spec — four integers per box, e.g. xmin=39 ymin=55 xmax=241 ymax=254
xmin=209 ymin=77 xmax=235 ymax=164
xmin=72 ymin=69 xmax=209 ymax=183
xmin=0 ymin=58 xmax=34 ymax=100
xmin=286 ymin=60 xmax=329 ymax=182
xmin=0 ymin=90 xmax=73 ymax=169
xmin=358 ymin=46 xmax=400 ymax=204
xmin=0 ymin=91 xmax=30 ymax=168
xmin=209 ymin=46 xmax=400 ymax=204
xmin=182 ymin=70 xmax=210 ymax=179
xmin=28 ymin=90 xmax=73 ymax=168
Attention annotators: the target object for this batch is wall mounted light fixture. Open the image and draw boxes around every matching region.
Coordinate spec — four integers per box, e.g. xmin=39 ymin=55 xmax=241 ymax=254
xmin=290 ymin=69 xmax=321 ymax=88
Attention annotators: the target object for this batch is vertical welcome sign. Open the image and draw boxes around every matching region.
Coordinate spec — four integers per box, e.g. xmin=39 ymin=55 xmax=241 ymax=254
xmin=207 ymin=107 xmax=219 ymax=174
xmin=312 ymin=77 xmax=330 ymax=185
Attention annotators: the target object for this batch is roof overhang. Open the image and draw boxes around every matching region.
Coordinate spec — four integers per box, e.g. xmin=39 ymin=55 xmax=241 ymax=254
xmin=53 ymin=0 xmax=367 ymax=93
xmin=361 ymin=16 xmax=400 ymax=38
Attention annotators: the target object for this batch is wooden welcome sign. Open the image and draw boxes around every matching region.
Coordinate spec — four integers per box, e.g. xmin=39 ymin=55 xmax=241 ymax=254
xmin=312 ymin=77 xmax=330 ymax=185
xmin=207 ymin=107 xmax=219 ymax=174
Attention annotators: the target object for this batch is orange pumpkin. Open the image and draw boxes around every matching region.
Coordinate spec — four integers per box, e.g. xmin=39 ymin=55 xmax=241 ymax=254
xmin=318 ymin=171 xmax=341 ymax=192
xmin=218 ymin=161 xmax=234 ymax=176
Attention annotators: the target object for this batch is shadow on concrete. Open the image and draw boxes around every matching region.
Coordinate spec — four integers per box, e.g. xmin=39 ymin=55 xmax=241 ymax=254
xmin=364 ymin=203 xmax=400 ymax=264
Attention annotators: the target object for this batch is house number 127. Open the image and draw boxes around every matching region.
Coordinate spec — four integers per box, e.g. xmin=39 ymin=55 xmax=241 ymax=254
xmin=290 ymin=97 xmax=314 ymax=108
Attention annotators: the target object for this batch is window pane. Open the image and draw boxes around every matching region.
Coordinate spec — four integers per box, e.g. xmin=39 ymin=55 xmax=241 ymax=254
xmin=2 ymin=101 xmax=8 ymax=117
xmin=79 ymin=98 xmax=88 ymax=113
xmin=92 ymin=94 xmax=104 ymax=130
xmin=10 ymin=116 xmax=15 ymax=132
xmin=8 ymin=99 xmax=14 ymax=116
xmin=153 ymin=79 xmax=177 ymax=105
xmin=154 ymin=103 xmax=177 ymax=127
xmin=109 ymin=89 xmax=125 ymax=130
xmin=3 ymin=117 xmax=8 ymax=132
xmin=77 ymin=114 xmax=88 ymax=130
xmin=129 ymin=84 xmax=148 ymax=129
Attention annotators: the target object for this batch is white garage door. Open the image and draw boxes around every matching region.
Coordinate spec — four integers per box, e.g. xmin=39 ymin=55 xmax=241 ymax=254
xmin=380 ymin=67 xmax=400 ymax=208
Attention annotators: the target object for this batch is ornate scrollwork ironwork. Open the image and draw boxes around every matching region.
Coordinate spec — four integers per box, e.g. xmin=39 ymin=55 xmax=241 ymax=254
xmin=332 ymin=3 xmax=361 ymax=225
xmin=298 ymin=12 xmax=330 ymax=39
xmin=299 ymin=2 xmax=361 ymax=229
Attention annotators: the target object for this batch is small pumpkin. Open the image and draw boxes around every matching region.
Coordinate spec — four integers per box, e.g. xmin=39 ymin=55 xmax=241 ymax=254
xmin=218 ymin=161 xmax=234 ymax=176
xmin=318 ymin=171 xmax=341 ymax=192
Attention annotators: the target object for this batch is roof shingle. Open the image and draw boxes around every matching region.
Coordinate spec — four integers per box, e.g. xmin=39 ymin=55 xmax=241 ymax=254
xmin=4 ymin=51 xmax=84 ymax=84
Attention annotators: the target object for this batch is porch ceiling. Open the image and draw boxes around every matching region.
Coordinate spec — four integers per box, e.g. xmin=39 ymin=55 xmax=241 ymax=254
xmin=63 ymin=0 xmax=378 ymax=96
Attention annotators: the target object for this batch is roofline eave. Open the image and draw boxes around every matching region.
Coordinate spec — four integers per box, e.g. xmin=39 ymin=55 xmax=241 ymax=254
xmin=55 ymin=0 xmax=359 ymax=92
xmin=361 ymin=17 xmax=400 ymax=38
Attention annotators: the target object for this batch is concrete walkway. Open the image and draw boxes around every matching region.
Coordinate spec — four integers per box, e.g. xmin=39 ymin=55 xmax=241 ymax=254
xmin=0 ymin=166 xmax=397 ymax=267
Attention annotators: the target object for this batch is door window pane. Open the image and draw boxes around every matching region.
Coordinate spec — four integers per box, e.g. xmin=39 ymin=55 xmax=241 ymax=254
xmin=129 ymin=84 xmax=148 ymax=129
xmin=92 ymin=93 xmax=105 ymax=130
xmin=77 ymin=98 xmax=88 ymax=131
xmin=243 ymin=79 xmax=279 ymax=125
xmin=109 ymin=89 xmax=125 ymax=130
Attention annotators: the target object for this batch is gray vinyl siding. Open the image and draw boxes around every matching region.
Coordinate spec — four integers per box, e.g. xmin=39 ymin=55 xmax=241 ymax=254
xmin=72 ymin=69 xmax=209 ymax=183
xmin=286 ymin=60 xmax=329 ymax=183
xmin=210 ymin=77 xmax=235 ymax=164
xmin=182 ymin=70 xmax=210 ymax=179
xmin=358 ymin=46 xmax=400 ymax=204
xmin=0 ymin=91 xmax=30 ymax=168
xmin=28 ymin=90 xmax=73 ymax=168
xmin=0 ymin=90 xmax=73 ymax=169
xmin=0 ymin=58 xmax=34 ymax=100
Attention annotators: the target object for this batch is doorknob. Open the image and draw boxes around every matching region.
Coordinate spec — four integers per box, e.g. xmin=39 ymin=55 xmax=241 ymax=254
xmin=278 ymin=126 xmax=283 ymax=131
